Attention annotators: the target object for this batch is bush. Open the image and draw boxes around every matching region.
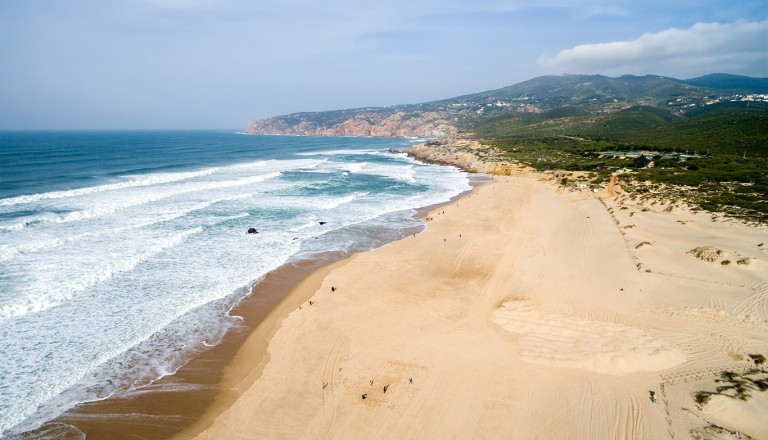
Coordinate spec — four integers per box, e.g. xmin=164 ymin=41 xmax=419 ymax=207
xmin=632 ymin=156 xmax=651 ymax=168
xmin=695 ymin=391 xmax=713 ymax=405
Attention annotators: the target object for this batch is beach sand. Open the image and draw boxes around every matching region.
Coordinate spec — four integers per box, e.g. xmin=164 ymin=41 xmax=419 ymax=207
xmin=173 ymin=175 xmax=768 ymax=440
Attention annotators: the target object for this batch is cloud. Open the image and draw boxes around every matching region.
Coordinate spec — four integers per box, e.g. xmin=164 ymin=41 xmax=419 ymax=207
xmin=539 ymin=20 xmax=768 ymax=78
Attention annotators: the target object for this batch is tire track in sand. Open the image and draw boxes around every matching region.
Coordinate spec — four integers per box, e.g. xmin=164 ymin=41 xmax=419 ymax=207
xmin=320 ymin=322 xmax=355 ymax=439
xmin=733 ymin=281 xmax=768 ymax=320
xmin=578 ymin=203 xmax=592 ymax=274
xmin=319 ymin=298 xmax=387 ymax=439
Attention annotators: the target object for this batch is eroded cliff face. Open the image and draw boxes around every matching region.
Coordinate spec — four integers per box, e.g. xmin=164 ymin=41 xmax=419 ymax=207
xmin=243 ymin=110 xmax=457 ymax=138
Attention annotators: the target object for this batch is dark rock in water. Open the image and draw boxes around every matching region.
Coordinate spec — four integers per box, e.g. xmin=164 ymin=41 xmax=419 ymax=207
xmin=319 ymin=221 xmax=328 ymax=225
xmin=247 ymin=227 xmax=258 ymax=234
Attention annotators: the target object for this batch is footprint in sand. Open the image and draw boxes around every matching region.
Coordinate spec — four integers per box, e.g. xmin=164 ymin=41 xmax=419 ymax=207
xmin=492 ymin=301 xmax=686 ymax=374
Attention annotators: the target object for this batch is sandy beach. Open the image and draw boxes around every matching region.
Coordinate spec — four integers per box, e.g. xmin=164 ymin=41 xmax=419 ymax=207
xmin=173 ymin=173 xmax=768 ymax=440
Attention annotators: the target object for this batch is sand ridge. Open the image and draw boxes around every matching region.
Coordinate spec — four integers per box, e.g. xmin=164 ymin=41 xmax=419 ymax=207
xmin=177 ymin=175 xmax=768 ymax=440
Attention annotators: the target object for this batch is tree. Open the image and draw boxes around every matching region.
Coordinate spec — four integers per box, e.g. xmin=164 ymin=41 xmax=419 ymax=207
xmin=632 ymin=155 xmax=650 ymax=168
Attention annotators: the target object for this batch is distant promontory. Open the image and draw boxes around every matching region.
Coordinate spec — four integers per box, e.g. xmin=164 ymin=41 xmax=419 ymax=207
xmin=244 ymin=109 xmax=458 ymax=138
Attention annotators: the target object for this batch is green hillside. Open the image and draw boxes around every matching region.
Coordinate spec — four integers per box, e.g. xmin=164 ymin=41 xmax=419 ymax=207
xmin=433 ymin=74 xmax=722 ymax=117
xmin=475 ymin=102 xmax=768 ymax=157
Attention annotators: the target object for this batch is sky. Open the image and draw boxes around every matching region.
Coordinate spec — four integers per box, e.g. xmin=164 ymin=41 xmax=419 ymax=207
xmin=0 ymin=0 xmax=766 ymax=129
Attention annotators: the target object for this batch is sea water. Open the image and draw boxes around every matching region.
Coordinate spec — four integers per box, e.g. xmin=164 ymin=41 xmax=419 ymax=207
xmin=0 ymin=131 xmax=470 ymax=436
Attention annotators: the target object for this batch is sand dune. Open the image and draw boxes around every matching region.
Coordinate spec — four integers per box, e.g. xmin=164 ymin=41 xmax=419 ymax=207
xmin=177 ymin=175 xmax=768 ymax=440
xmin=702 ymin=393 xmax=768 ymax=439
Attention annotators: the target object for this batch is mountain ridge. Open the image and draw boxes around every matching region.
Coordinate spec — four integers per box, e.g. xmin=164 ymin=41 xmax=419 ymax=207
xmin=243 ymin=73 xmax=767 ymax=137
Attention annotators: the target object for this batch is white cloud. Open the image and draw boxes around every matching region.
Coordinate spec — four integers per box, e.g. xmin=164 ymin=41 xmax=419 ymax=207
xmin=539 ymin=20 xmax=768 ymax=78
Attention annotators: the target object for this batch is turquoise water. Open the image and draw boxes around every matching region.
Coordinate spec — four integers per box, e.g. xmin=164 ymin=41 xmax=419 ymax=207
xmin=0 ymin=131 xmax=470 ymax=436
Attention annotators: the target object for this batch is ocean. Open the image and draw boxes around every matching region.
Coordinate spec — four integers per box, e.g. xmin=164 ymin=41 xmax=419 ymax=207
xmin=0 ymin=131 xmax=471 ymax=437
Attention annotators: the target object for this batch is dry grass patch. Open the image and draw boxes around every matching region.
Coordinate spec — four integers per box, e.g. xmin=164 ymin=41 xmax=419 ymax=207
xmin=687 ymin=246 xmax=724 ymax=262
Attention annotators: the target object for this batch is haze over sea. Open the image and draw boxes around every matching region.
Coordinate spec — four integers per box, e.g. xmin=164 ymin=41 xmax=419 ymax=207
xmin=0 ymin=131 xmax=470 ymax=436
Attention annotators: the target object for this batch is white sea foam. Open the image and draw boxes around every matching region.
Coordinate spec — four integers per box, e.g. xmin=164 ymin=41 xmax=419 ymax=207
xmin=0 ymin=197 xmax=250 ymax=262
xmin=340 ymin=163 xmax=365 ymax=173
xmin=0 ymin=171 xmax=282 ymax=231
xmin=0 ymin=227 xmax=204 ymax=319
xmin=218 ymin=212 xmax=250 ymax=222
xmin=0 ymin=168 xmax=221 ymax=207
xmin=294 ymin=149 xmax=385 ymax=156
xmin=318 ymin=193 xmax=361 ymax=210
xmin=289 ymin=215 xmax=319 ymax=233
xmin=0 ymin=236 xmax=65 ymax=261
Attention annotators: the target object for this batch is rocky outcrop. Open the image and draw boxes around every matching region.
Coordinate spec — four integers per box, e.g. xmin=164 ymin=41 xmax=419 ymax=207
xmin=244 ymin=110 xmax=457 ymax=138
xmin=403 ymin=143 xmax=486 ymax=172
xmin=402 ymin=140 xmax=532 ymax=176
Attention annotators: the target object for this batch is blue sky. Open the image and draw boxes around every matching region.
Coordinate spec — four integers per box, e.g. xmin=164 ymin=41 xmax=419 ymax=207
xmin=1 ymin=0 xmax=766 ymax=129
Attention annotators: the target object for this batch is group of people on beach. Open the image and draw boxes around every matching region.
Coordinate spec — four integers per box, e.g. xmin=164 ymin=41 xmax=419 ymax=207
xmin=300 ymin=274 xmax=420 ymax=402
xmin=359 ymin=379 xmax=411 ymax=400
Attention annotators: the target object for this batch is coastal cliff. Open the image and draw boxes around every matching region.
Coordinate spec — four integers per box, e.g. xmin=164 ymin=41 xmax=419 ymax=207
xmin=401 ymin=140 xmax=529 ymax=176
xmin=244 ymin=109 xmax=457 ymax=138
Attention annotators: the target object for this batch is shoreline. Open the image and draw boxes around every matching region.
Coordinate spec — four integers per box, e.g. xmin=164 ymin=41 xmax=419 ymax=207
xmin=12 ymin=175 xmax=482 ymax=440
xmin=174 ymin=173 xmax=767 ymax=439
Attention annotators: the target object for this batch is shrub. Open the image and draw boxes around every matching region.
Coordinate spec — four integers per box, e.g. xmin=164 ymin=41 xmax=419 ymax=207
xmin=695 ymin=392 xmax=713 ymax=405
xmin=749 ymin=354 xmax=766 ymax=365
